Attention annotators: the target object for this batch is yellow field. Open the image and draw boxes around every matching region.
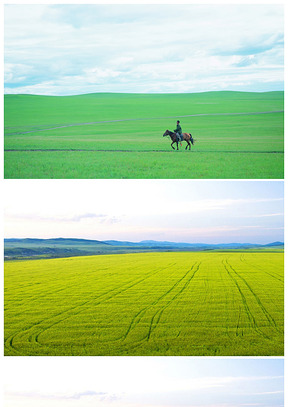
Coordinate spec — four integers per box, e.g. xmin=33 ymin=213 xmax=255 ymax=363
xmin=4 ymin=251 xmax=284 ymax=356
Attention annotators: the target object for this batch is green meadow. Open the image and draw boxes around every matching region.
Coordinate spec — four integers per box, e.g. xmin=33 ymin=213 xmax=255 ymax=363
xmin=4 ymin=251 xmax=284 ymax=356
xmin=4 ymin=91 xmax=284 ymax=178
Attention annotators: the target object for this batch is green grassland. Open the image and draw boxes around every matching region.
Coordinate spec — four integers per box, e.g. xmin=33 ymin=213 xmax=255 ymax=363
xmin=4 ymin=91 xmax=284 ymax=178
xmin=4 ymin=251 xmax=284 ymax=356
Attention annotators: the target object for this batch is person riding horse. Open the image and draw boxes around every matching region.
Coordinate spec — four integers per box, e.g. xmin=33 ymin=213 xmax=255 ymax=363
xmin=174 ymin=120 xmax=183 ymax=142
xmin=163 ymin=123 xmax=195 ymax=150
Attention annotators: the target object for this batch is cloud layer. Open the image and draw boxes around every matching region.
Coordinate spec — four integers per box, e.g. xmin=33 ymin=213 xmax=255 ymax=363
xmin=4 ymin=358 xmax=284 ymax=407
xmin=4 ymin=180 xmax=284 ymax=244
xmin=4 ymin=4 xmax=284 ymax=95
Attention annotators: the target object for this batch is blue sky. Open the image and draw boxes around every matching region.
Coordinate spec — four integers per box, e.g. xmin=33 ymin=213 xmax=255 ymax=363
xmin=4 ymin=357 xmax=284 ymax=407
xmin=4 ymin=180 xmax=284 ymax=244
xmin=4 ymin=4 xmax=284 ymax=95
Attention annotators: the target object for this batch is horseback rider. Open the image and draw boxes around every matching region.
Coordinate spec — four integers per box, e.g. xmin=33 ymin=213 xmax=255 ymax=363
xmin=174 ymin=120 xmax=182 ymax=142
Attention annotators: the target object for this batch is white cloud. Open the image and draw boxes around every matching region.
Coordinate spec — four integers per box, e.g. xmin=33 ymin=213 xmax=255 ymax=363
xmin=4 ymin=358 xmax=284 ymax=407
xmin=4 ymin=4 xmax=284 ymax=95
xmin=3 ymin=180 xmax=283 ymax=243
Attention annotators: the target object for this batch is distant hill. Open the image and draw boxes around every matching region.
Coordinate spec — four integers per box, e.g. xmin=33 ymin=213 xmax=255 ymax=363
xmin=5 ymin=237 xmax=108 ymax=245
xmin=264 ymin=241 xmax=284 ymax=247
xmin=4 ymin=238 xmax=284 ymax=260
xmin=106 ymin=240 xmax=284 ymax=250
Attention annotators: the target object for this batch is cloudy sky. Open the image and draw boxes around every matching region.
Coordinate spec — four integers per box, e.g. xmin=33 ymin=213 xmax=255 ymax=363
xmin=4 ymin=180 xmax=284 ymax=244
xmin=4 ymin=3 xmax=284 ymax=95
xmin=4 ymin=357 xmax=284 ymax=407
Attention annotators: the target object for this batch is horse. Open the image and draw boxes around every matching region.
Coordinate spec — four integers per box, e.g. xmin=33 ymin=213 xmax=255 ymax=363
xmin=163 ymin=129 xmax=195 ymax=150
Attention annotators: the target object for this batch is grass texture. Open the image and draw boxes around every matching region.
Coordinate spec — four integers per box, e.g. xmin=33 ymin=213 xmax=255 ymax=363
xmin=4 ymin=91 xmax=284 ymax=178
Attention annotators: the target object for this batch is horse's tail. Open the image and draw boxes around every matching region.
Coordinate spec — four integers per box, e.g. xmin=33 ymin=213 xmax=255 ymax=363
xmin=190 ymin=133 xmax=194 ymax=145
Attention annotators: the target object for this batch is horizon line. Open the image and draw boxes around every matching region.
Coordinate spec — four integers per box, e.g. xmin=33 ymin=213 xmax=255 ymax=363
xmin=3 ymin=89 xmax=284 ymax=97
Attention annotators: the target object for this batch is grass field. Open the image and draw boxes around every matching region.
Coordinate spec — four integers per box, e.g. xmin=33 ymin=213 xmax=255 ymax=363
xmin=4 ymin=251 xmax=284 ymax=356
xmin=4 ymin=91 xmax=284 ymax=178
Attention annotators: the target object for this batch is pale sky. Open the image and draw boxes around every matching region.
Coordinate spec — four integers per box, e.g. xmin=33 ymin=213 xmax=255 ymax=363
xmin=4 ymin=180 xmax=284 ymax=244
xmin=4 ymin=357 xmax=284 ymax=407
xmin=4 ymin=3 xmax=284 ymax=95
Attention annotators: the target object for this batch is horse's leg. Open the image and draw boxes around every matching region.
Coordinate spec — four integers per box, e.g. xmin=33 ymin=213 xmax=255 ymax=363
xmin=176 ymin=141 xmax=179 ymax=150
xmin=171 ymin=141 xmax=175 ymax=150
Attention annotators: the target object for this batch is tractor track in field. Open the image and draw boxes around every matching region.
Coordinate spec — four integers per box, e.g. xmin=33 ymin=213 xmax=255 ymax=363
xmin=222 ymin=259 xmax=260 ymax=336
xmin=222 ymin=258 xmax=278 ymax=339
xmin=121 ymin=264 xmax=198 ymax=342
xmin=226 ymin=259 xmax=280 ymax=332
xmin=4 ymin=262 xmax=172 ymax=354
xmin=122 ymin=261 xmax=201 ymax=344
xmin=4 ymin=149 xmax=283 ymax=154
xmin=30 ymin=263 xmax=171 ymax=347
xmin=218 ymin=262 xmax=237 ymax=339
xmin=146 ymin=262 xmax=202 ymax=341
xmin=7 ymin=265 xmax=131 ymax=321
xmin=4 ymin=110 xmax=284 ymax=136
xmin=239 ymin=254 xmax=284 ymax=283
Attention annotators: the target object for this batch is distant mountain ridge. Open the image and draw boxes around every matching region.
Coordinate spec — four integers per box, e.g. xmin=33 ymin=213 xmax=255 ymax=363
xmin=5 ymin=237 xmax=284 ymax=248
xmin=5 ymin=237 xmax=108 ymax=245
xmin=4 ymin=237 xmax=284 ymax=261
xmin=104 ymin=239 xmax=283 ymax=249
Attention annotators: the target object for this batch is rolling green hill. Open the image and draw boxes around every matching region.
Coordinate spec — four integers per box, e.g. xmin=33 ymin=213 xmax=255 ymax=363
xmin=4 ymin=91 xmax=284 ymax=179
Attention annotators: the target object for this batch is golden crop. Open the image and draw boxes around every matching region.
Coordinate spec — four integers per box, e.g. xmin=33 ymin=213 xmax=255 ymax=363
xmin=4 ymin=251 xmax=284 ymax=356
